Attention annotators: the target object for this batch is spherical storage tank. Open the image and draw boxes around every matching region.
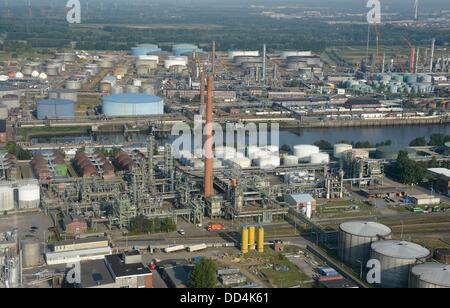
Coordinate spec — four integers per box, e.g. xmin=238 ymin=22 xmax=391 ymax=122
xmin=102 ymin=93 xmax=164 ymax=117
xmin=37 ymin=99 xmax=75 ymax=120
xmin=409 ymin=263 xmax=450 ymax=288
xmin=0 ymin=184 xmax=15 ymax=212
xmin=338 ymin=221 xmax=392 ymax=269
xmin=18 ymin=183 xmax=40 ymax=209
xmin=293 ymin=145 xmax=320 ymax=161
xmin=370 ymin=240 xmax=430 ymax=288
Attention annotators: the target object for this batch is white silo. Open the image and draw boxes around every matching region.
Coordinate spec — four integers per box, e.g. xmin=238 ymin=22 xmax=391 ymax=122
xmin=334 ymin=144 xmax=353 ymax=159
xmin=309 ymin=153 xmax=330 ymax=164
xmin=0 ymin=184 xmax=15 ymax=212
xmin=338 ymin=221 xmax=392 ymax=269
xmin=17 ymin=182 xmax=40 ymax=210
xmin=293 ymin=145 xmax=320 ymax=161
xmin=371 ymin=240 xmax=430 ymax=288
xmin=409 ymin=263 xmax=450 ymax=288
xmin=283 ymin=155 xmax=299 ymax=166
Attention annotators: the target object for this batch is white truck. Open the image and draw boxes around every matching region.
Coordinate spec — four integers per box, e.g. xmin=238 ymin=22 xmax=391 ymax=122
xmin=163 ymin=245 xmax=186 ymax=253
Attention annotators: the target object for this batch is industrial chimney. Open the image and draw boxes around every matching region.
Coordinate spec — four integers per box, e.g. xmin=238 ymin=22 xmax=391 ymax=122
xmin=203 ymin=75 xmax=214 ymax=199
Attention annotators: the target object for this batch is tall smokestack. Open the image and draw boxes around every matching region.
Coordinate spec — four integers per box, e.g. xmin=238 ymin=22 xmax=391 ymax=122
xmin=200 ymin=69 xmax=205 ymax=116
xmin=262 ymin=44 xmax=266 ymax=82
xmin=203 ymin=75 xmax=214 ymax=200
xmin=430 ymin=38 xmax=435 ymax=73
xmin=211 ymin=41 xmax=216 ymax=77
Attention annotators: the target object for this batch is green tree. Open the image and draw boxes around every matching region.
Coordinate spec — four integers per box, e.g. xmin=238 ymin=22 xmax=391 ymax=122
xmin=280 ymin=144 xmax=291 ymax=153
xmin=314 ymin=140 xmax=333 ymax=150
xmin=409 ymin=137 xmax=427 ymax=147
xmin=394 ymin=150 xmax=427 ymax=184
xmin=189 ymin=258 xmax=217 ymax=288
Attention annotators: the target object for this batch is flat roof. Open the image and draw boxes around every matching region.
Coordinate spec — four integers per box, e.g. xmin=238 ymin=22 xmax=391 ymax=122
xmin=105 ymin=254 xmax=151 ymax=278
xmin=81 ymin=259 xmax=115 ymax=288
xmin=54 ymin=236 xmax=108 ymax=247
xmin=428 ymin=168 xmax=450 ymax=178
xmin=287 ymin=193 xmax=315 ymax=203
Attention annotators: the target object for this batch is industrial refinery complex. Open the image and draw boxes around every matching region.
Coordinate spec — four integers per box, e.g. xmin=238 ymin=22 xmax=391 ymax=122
xmin=0 ymin=0 xmax=449 ymax=291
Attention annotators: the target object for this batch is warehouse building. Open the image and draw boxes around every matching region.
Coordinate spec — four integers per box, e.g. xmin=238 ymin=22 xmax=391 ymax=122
xmin=51 ymin=236 xmax=109 ymax=253
xmin=104 ymin=252 xmax=153 ymax=288
xmin=77 ymin=252 xmax=153 ymax=288
xmin=410 ymin=194 xmax=441 ymax=206
xmin=344 ymin=97 xmax=383 ymax=110
xmin=102 ymin=93 xmax=164 ymax=117
xmin=428 ymin=168 xmax=450 ymax=196
xmin=158 ymin=260 xmax=193 ymax=288
xmin=284 ymin=193 xmax=316 ymax=218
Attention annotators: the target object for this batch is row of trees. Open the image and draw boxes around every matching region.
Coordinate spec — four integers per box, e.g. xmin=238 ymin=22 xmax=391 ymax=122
xmin=313 ymin=139 xmax=392 ymax=150
xmin=129 ymin=215 xmax=176 ymax=234
xmin=410 ymin=134 xmax=450 ymax=147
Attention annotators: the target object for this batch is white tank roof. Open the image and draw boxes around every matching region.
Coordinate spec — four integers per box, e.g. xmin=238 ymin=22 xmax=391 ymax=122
xmin=371 ymin=240 xmax=430 ymax=259
xmin=411 ymin=263 xmax=450 ymax=287
xmin=340 ymin=221 xmax=391 ymax=237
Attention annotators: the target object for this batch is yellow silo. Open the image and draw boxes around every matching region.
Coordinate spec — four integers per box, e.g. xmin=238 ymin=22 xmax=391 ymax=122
xmin=257 ymin=227 xmax=265 ymax=253
xmin=248 ymin=226 xmax=256 ymax=251
xmin=241 ymin=227 xmax=249 ymax=254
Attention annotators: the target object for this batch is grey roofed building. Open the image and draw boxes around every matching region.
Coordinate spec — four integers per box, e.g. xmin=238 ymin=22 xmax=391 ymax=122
xmin=80 ymin=259 xmax=115 ymax=288
xmin=105 ymin=253 xmax=151 ymax=279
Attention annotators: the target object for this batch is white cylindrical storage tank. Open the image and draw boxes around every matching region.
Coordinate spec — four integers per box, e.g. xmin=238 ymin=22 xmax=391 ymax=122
xmin=309 ymin=153 xmax=330 ymax=164
xmin=228 ymin=51 xmax=259 ymax=60
xmin=283 ymin=155 xmax=299 ymax=166
xmin=126 ymin=85 xmax=140 ymax=93
xmin=18 ymin=183 xmax=40 ymax=209
xmin=409 ymin=263 xmax=450 ymax=288
xmin=111 ymin=86 xmax=124 ymax=95
xmin=21 ymin=239 xmax=41 ymax=268
xmin=133 ymin=79 xmax=142 ymax=87
xmin=227 ymin=157 xmax=252 ymax=168
xmin=338 ymin=221 xmax=392 ymax=269
xmin=293 ymin=145 xmax=320 ymax=161
xmin=215 ymin=146 xmax=238 ymax=160
xmin=0 ymin=184 xmax=15 ymax=212
xmin=371 ymin=240 xmax=430 ymax=288
xmin=334 ymin=144 xmax=353 ymax=159
xmin=256 ymin=155 xmax=280 ymax=169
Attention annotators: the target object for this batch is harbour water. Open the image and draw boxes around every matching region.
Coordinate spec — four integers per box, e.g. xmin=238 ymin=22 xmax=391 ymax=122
xmin=31 ymin=124 xmax=450 ymax=148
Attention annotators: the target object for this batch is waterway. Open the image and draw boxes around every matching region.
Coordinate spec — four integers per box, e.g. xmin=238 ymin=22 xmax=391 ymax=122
xmin=31 ymin=124 xmax=450 ymax=149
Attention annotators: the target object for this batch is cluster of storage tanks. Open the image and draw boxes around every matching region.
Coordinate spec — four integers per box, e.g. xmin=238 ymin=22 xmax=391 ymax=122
xmin=293 ymin=145 xmax=330 ymax=164
xmin=31 ymin=152 xmax=67 ymax=180
xmin=73 ymin=151 xmax=115 ymax=180
xmin=338 ymin=220 xmax=450 ymax=288
xmin=177 ymin=144 xmax=335 ymax=171
xmin=228 ymin=51 xmax=262 ymax=70
xmin=0 ymin=180 xmax=40 ymax=212
xmin=241 ymin=226 xmax=265 ymax=254
xmin=374 ymin=73 xmax=435 ymax=94
xmin=333 ymin=144 xmax=370 ymax=160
